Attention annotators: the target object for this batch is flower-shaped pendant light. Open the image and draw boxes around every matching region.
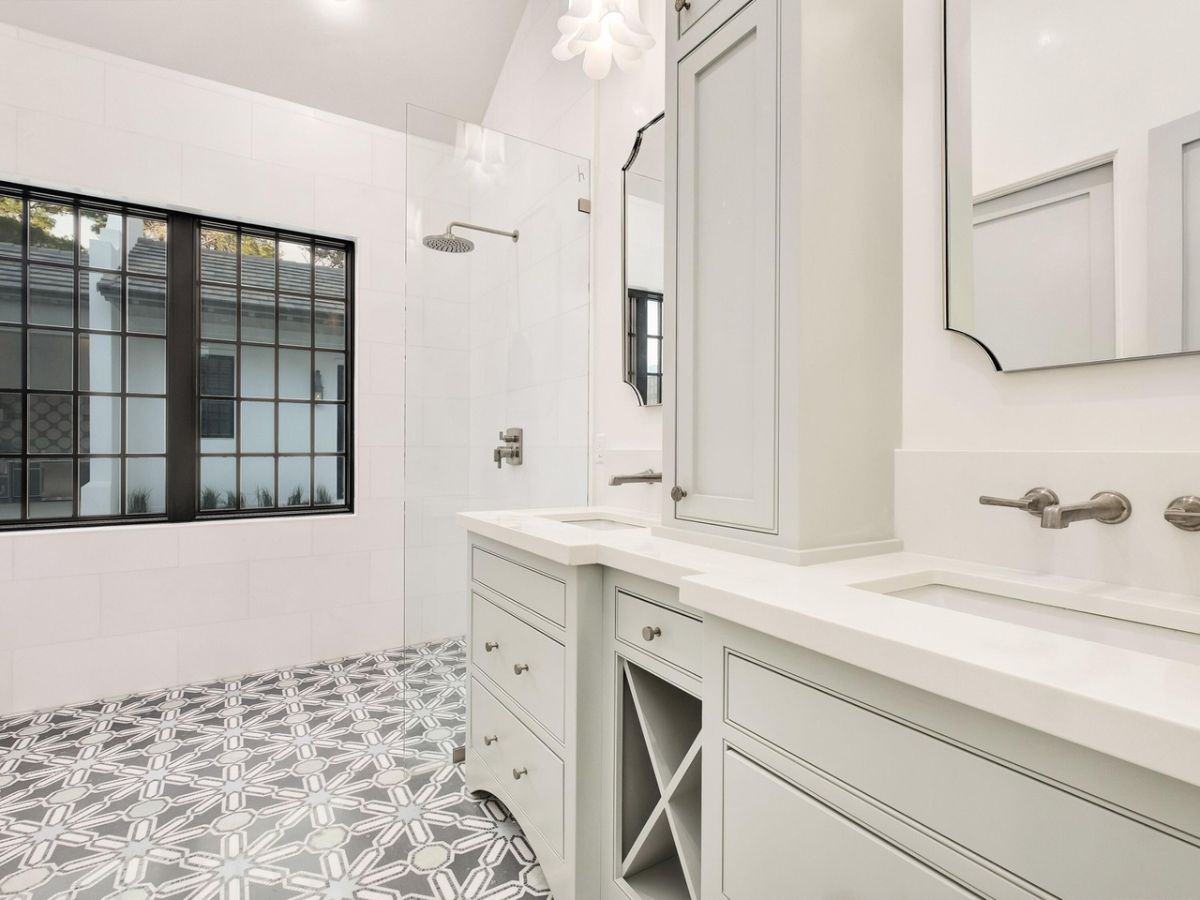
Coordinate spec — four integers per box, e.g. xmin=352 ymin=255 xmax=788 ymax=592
xmin=552 ymin=0 xmax=656 ymax=80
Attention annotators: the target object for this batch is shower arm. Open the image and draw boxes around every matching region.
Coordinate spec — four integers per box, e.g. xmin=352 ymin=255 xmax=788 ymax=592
xmin=447 ymin=221 xmax=519 ymax=242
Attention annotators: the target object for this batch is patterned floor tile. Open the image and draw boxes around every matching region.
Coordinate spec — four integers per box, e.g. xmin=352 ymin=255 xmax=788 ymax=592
xmin=0 ymin=637 xmax=553 ymax=900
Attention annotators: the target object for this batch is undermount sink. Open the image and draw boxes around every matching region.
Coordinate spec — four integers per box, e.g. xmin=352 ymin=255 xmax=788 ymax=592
xmin=559 ymin=517 xmax=647 ymax=532
xmin=860 ymin=578 xmax=1200 ymax=666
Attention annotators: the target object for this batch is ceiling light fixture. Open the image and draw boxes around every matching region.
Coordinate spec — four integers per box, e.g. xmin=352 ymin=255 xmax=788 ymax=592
xmin=552 ymin=0 xmax=655 ymax=81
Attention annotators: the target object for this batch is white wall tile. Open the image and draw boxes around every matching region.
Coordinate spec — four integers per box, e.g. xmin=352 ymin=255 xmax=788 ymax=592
xmin=310 ymin=600 xmax=405 ymax=661
xmin=367 ymin=446 xmax=404 ymax=499
xmin=356 ymin=393 xmax=405 ymax=448
xmin=310 ymin=500 xmax=403 ymax=556
xmin=0 ymin=575 xmax=100 ymax=650
xmin=104 ymin=64 xmax=253 ymax=156
xmin=12 ymin=629 xmax=177 ymax=712
xmin=246 ymin=552 xmax=370 ymax=618
xmin=10 ymin=527 xmax=179 ymax=579
xmin=367 ymin=341 xmax=406 ymax=391
xmin=372 ymin=130 xmax=406 ymax=191
xmin=176 ymin=518 xmax=313 ymax=567
xmin=0 ymin=650 xmax=11 ymax=715
xmin=369 ymin=548 xmax=404 ymax=603
xmin=314 ymin=175 xmax=403 ymax=243
xmin=0 ymin=104 xmax=17 ymax=175
xmin=179 ymin=145 xmax=314 ymax=230
xmin=0 ymin=32 xmax=105 ymax=124
xmin=17 ymin=109 xmax=183 ymax=203
xmin=176 ymin=613 xmax=309 ymax=683
xmin=100 ymin=563 xmax=249 ymax=636
xmin=0 ymin=536 xmax=12 ymax=581
xmin=251 ymin=104 xmax=372 ymax=182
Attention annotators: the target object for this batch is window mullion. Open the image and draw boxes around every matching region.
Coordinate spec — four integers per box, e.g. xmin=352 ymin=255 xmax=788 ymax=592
xmin=165 ymin=212 xmax=198 ymax=522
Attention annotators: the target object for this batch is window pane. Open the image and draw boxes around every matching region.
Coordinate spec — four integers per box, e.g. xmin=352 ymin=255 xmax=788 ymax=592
xmin=279 ymin=349 xmax=311 ymax=400
xmin=0 ymin=259 xmax=19 ymax=324
xmin=127 ymin=337 xmax=166 ymax=394
xmin=29 ymin=265 xmax=74 ymax=327
xmin=125 ymin=456 xmax=165 ymax=514
xmin=241 ymin=456 xmax=275 ymax=508
xmin=241 ymin=234 xmax=276 ymax=290
xmin=279 ymin=240 xmax=312 ymax=295
xmin=200 ymin=456 xmax=237 ymax=510
xmin=126 ymin=396 xmax=165 ymax=453
xmin=314 ymin=404 xmax=344 ymax=453
xmin=240 ymin=290 xmax=275 ymax=343
xmin=127 ymin=277 xmax=166 ymax=335
xmin=314 ymin=456 xmax=345 ymax=506
xmin=313 ymin=352 xmax=345 ymax=402
xmin=200 ymin=228 xmax=237 ymax=283
xmin=240 ymin=400 xmax=274 ymax=453
xmin=29 ymin=201 xmax=74 ymax=264
xmin=279 ymin=402 xmax=310 ymax=453
xmin=0 ymin=327 xmax=20 ymax=388
xmin=200 ymin=399 xmax=235 ymax=453
xmin=28 ymin=395 xmax=72 ymax=453
xmin=28 ymin=331 xmax=73 ymax=391
xmin=79 ymin=334 xmax=121 ymax=393
xmin=279 ymin=295 xmax=311 ymax=347
xmin=79 ymin=457 xmax=121 ymax=517
xmin=126 ymin=216 xmax=167 ymax=276
xmin=314 ymin=299 xmax=346 ymax=349
xmin=79 ymin=395 xmax=121 ymax=454
xmin=27 ymin=459 xmax=72 ymax=519
xmin=80 ymin=270 xmax=122 ymax=332
xmin=0 ymin=196 xmax=22 ymax=258
xmin=0 ymin=459 xmax=21 ymax=520
xmin=315 ymin=246 xmax=346 ymax=298
xmin=279 ymin=457 xmax=310 ymax=507
xmin=80 ymin=209 xmax=123 ymax=271
xmin=241 ymin=346 xmax=275 ymax=398
xmin=201 ymin=285 xmax=236 ymax=340
xmin=200 ymin=343 xmax=236 ymax=397
xmin=0 ymin=392 xmax=21 ymax=453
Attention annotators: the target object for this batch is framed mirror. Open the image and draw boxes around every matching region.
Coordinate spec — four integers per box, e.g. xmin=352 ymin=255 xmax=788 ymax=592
xmin=623 ymin=113 xmax=665 ymax=405
xmin=945 ymin=0 xmax=1200 ymax=371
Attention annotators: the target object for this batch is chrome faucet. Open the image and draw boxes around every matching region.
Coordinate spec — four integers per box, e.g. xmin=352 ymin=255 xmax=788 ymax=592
xmin=1039 ymin=492 xmax=1131 ymax=529
xmin=979 ymin=487 xmax=1059 ymax=518
xmin=493 ymin=428 xmax=523 ymax=469
xmin=609 ymin=469 xmax=662 ymax=486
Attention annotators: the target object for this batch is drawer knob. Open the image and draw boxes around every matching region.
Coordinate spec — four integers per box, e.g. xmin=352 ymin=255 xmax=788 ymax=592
xmin=670 ymin=485 xmax=688 ymax=502
xmin=642 ymin=625 xmax=662 ymax=642
xmin=512 ymin=766 xmax=528 ymax=780
xmin=483 ymin=734 xmax=499 ymax=746
xmin=675 ymin=0 xmax=691 ymax=10
xmin=513 ymin=663 xmax=530 ymax=675
xmin=484 ymin=641 xmax=500 ymax=653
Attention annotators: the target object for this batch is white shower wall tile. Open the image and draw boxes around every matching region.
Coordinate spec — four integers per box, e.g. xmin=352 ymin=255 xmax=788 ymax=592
xmin=0 ymin=650 xmax=10 ymax=715
xmin=0 ymin=575 xmax=100 ymax=650
xmin=175 ymin=613 xmax=310 ymax=683
xmin=251 ymin=102 xmax=373 ymax=182
xmin=0 ymin=103 xmax=15 ymax=175
xmin=99 ymin=563 xmax=250 ymax=636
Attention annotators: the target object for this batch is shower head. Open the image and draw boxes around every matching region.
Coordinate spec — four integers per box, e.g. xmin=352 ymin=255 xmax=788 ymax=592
xmin=423 ymin=232 xmax=475 ymax=254
xmin=422 ymin=220 xmax=518 ymax=255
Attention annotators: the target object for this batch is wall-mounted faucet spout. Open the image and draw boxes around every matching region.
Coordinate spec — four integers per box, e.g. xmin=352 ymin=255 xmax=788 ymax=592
xmin=1040 ymin=492 xmax=1131 ymax=529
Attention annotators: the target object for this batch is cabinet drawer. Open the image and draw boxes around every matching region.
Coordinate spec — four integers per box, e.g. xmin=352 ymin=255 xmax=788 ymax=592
xmin=726 ymin=653 xmax=1200 ymax=898
xmin=472 ymin=546 xmax=565 ymax=626
xmin=616 ymin=590 xmax=702 ymax=676
xmin=723 ymin=749 xmax=976 ymax=899
xmin=470 ymin=678 xmax=565 ymax=857
xmin=471 ymin=593 xmax=565 ymax=742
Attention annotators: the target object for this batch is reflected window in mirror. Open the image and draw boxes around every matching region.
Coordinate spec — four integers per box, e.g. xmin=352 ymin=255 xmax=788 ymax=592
xmin=945 ymin=0 xmax=1200 ymax=370
xmin=623 ymin=112 xmax=665 ymax=404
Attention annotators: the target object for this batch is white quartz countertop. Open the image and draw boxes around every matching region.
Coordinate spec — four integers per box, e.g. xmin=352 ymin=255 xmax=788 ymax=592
xmin=460 ymin=507 xmax=1200 ymax=788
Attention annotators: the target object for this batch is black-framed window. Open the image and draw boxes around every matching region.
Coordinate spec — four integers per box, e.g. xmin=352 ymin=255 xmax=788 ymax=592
xmin=0 ymin=181 xmax=353 ymax=531
xmin=626 ymin=288 xmax=663 ymax=406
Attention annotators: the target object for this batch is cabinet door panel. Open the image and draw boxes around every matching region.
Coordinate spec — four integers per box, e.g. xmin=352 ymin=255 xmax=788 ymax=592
xmin=723 ymin=749 xmax=978 ymax=899
xmin=674 ymin=0 xmax=778 ymax=533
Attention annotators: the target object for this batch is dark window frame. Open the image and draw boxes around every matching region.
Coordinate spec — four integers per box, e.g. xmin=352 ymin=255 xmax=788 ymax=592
xmin=0 ymin=180 xmax=354 ymax=532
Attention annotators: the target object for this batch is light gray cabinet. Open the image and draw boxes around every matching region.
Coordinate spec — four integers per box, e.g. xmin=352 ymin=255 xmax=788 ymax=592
xmin=663 ymin=0 xmax=903 ymax=552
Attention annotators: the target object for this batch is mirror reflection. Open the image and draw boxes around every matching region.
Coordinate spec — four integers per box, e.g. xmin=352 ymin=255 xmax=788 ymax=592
xmin=623 ymin=113 xmax=664 ymax=404
xmin=946 ymin=0 xmax=1200 ymax=370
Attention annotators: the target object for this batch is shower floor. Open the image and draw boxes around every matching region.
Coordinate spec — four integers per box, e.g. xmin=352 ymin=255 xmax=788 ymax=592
xmin=0 ymin=637 xmax=552 ymax=900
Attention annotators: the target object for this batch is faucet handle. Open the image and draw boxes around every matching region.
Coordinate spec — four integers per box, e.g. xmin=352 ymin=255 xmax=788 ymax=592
xmin=979 ymin=487 xmax=1059 ymax=517
xmin=1164 ymin=496 xmax=1200 ymax=532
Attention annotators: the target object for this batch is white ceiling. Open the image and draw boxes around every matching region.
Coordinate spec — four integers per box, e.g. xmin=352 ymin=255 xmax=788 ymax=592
xmin=0 ymin=0 xmax=528 ymax=129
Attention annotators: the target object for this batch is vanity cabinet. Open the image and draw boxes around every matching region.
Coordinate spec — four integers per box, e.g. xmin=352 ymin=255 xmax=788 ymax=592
xmin=663 ymin=0 xmax=903 ymax=552
xmin=464 ymin=537 xmax=604 ymax=900
xmin=704 ymin=616 xmax=1200 ymax=899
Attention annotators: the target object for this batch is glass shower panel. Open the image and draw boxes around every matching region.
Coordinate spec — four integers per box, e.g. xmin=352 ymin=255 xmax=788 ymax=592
xmin=404 ymin=105 xmax=591 ymax=767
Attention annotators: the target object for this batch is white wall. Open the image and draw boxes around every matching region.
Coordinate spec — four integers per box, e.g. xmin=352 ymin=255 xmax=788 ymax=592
xmin=901 ymin=0 xmax=1200 ymax=595
xmin=484 ymin=0 xmax=666 ymax=515
xmin=0 ymin=25 xmax=407 ymax=714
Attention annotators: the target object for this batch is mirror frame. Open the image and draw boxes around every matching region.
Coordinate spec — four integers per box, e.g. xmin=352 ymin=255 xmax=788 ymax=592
xmin=622 ymin=111 xmax=666 ymax=405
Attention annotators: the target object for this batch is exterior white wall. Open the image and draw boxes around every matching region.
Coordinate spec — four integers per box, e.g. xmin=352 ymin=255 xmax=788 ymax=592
xmin=484 ymin=0 xmax=665 ymax=516
xmin=901 ymin=0 xmax=1200 ymax=595
xmin=0 ymin=25 xmax=406 ymax=714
